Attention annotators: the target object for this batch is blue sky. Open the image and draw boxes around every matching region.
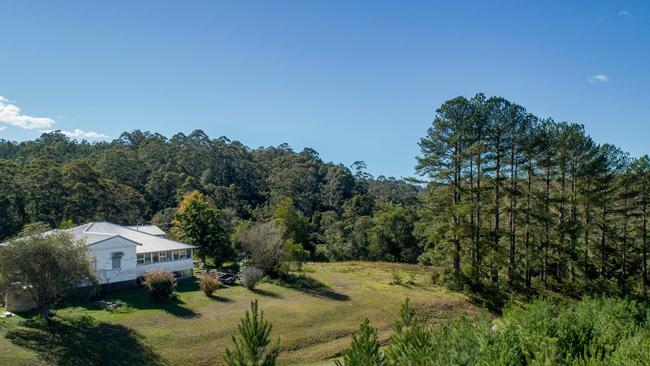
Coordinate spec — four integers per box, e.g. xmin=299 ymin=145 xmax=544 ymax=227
xmin=1 ymin=1 xmax=648 ymax=178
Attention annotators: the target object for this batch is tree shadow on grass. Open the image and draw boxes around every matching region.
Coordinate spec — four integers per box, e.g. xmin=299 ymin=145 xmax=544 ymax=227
xmin=6 ymin=316 xmax=166 ymax=366
xmin=120 ymin=293 xmax=200 ymax=319
xmin=207 ymin=293 xmax=233 ymax=303
xmin=250 ymin=288 xmax=282 ymax=298
xmin=81 ymin=284 xmax=200 ymax=319
xmin=274 ymin=273 xmax=350 ymax=302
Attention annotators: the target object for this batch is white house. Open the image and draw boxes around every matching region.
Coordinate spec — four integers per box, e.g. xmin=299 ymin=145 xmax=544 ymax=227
xmin=3 ymin=222 xmax=197 ymax=311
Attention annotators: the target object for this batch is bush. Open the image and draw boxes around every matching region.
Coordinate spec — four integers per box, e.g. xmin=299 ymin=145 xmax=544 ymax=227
xmin=198 ymin=275 xmax=220 ymax=296
xmin=336 ymin=297 xmax=650 ymax=365
xmin=233 ymin=221 xmax=285 ymax=275
xmin=142 ymin=269 xmax=176 ymax=302
xmin=390 ymin=269 xmax=403 ymax=285
xmin=241 ymin=266 xmax=263 ymax=290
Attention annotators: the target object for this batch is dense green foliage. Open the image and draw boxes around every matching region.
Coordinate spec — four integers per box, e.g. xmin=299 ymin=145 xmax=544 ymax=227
xmin=0 ymin=130 xmax=420 ymax=267
xmin=2 ymin=93 xmax=650 ymax=299
xmin=335 ymin=318 xmax=383 ymax=366
xmin=224 ymin=300 xmax=280 ymax=366
xmin=0 ymin=229 xmax=97 ymax=319
xmin=417 ymin=94 xmax=650 ymax=299
xmin=172 ymin=190 xmax=231 ymax=265
xmin=337 ymin=297 xmax=650 ymax=366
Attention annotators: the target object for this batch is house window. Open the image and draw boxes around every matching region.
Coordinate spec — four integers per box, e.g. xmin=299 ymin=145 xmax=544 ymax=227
xmin=144 ymin=253 xmax=151 ymax=264
xmin=173 ymin=250 xmax=180 ymax=260
xmin=137 ymin=254 xmax=144 ymax=265
xmin=159 ymin=251 xmax=167 ymax=262
xmin=111 ymin=252 xmax=123 ymax=270
xmin=179 ymin=250 xmax=186 ymax=260
xmin=152 ymin=252 xmax=159 ymax=263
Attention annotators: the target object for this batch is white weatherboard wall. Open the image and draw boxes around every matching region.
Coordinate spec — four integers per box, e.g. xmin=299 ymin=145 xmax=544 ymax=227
xmin=136 ymin=259 xmax=194 ymax=277
xmin=91 ymin=236 xmax=138 ymax=284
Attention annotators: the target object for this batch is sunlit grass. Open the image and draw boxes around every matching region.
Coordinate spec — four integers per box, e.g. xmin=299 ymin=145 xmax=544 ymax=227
xmin=1 ymin=262 xmax=480 ymax=366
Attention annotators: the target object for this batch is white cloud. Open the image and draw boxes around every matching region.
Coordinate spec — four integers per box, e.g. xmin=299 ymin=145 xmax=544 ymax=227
xmin=588 ymin=74 xmax=609 ymax=83
xmin=0 ymin=96 xmax=55 ymax=130
xmin=55 ymin=128 xmax=108 ymax=139
xmin=618 ymin=10 xmax=631 ymax=16
xmin=0 ymin=126 xmax=6 ymax=132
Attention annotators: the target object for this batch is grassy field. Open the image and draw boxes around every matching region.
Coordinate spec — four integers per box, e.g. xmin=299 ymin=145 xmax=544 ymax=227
xmin=0 ymin=262 xmax=482 ymax=366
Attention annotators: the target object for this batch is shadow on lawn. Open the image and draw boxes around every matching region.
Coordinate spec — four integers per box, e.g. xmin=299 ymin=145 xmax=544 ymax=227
xmin=251 ymin=288 xmax=282 ymax=298
xmin=274 ymin=273 xmax=350 ymax=302
xmin=6 ymin=316 xmax=166 ymax=366
xmin=84 ymin=280 xmax=200 ymax=319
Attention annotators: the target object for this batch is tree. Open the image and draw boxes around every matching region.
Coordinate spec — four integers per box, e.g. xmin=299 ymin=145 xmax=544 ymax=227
xmin=233 ymin=221 xmax=286 ymax=275
xmin=273 ymin=197 xmax=311 ymax=251
xmin=370 ymin=204 xmax=419 ymax=263
xmin=172 ymin=190 xmax=230 ymax=266
xmin=224 ymin=300 xmax=280 ymax=366
xmin=0 ymin=160 xmax=24 ymax=240
xmin=0 ymin=229 xmax=97 ymax=320
xmin=417 ymin=96 xmax=472 ymax=275
xmin=335 ymin=318 xmax=383 ymax=366
xmin=633 ymin=156 xmax=650 ymax=300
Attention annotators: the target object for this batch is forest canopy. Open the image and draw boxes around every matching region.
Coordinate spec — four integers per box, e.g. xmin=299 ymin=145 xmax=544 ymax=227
xmin=1 ymin=93 xmax=648 ymax=300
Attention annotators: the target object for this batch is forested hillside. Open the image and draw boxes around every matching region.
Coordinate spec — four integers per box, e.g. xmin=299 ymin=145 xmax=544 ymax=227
xmin=1 ymin=93 xmax=649 ymax=300
xmin=0 ymin=129 xmax=421 ymax=263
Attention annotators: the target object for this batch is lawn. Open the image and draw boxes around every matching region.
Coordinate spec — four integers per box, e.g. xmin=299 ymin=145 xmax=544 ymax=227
xmin=0 ymin=262 xmax=481 ymax=366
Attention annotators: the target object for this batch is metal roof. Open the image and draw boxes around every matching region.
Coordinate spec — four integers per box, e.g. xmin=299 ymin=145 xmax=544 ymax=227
xmin=125 ymin=225 xmax=167 ymax=237
xmin=81 ymin=222 xmax=197 ymax=253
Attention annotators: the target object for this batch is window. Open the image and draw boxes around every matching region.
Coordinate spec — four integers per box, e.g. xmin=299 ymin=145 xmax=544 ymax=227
xmin=137 ymin=254 xmax=144 ymax=265
xmin=179 ymin=250 xmax=186 ymax=260
xmin=173 ymin=250 xmax=180 ymax=260
xmin=144 ymin=253 xmax=151 ymax=264
xmin=111 ymin=252 xmax=123 ymax=270
xmin=152 ymin=252 xmax=159 ymax=263
xmin=158 ymin=251 xmax=167 ymax=262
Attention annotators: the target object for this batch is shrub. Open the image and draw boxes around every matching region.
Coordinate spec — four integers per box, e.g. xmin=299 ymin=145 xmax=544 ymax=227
xmin=142 ymin=269 xmax=176 ymax=302
xmin=390 ymin=269 xmax=403 ymax=285
xmin=336 ymin=297 xmax=650 ymax=365
xmin=407 ymin=271 xmax=417 ymax=285
xmin=283 ymin=239 xmax=310 ymax=273
xmin=241 ymin=266 xmax=263 ymax=290
xmin=198 ymin=275 xmax=220 ymax=296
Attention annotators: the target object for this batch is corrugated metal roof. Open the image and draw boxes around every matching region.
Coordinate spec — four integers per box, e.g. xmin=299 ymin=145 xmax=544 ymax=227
xmin=82 ymin=222 xmax=196 ymax=253
xmin=1 ymin=222 xmax=196 ymax=254
xmin=125 ymin=225 xmax=167 ymax=237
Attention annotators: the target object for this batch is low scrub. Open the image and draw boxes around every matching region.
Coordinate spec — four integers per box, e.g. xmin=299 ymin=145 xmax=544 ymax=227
xmin=336 ymin=297 xmax=650 ymax=365
xmin=240 ymin=266 xmax=263 ymax=290
xmin=142 ymin=269 xmax=176 ymax=303
xmin=198 ymin=275 xmax=220 ymax=296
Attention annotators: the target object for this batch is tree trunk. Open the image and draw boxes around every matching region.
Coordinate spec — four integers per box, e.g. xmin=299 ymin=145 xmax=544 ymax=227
xmin=525 ymin=160 xmax=532 ymax=288
xmin=493 ymin=137 xmax=501 ymax=285
xmin=643 ymin=202 xmax=648 ymax=301
xmin=508 ymin=144 xmax=517 ymax=284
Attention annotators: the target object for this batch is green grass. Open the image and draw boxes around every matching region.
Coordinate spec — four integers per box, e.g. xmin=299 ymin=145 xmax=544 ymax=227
xmin=0 ymin=262 xmax=481 ymax=366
